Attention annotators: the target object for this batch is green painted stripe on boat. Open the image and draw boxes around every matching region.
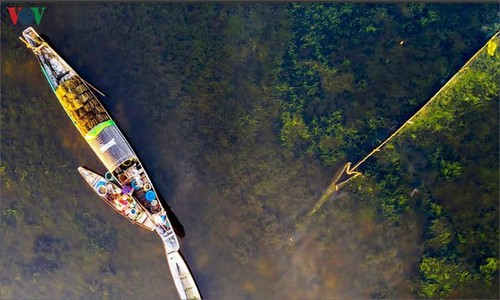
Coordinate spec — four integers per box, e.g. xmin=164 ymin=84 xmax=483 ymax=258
xmin=85 ymin=119 xmax=115 ymax=140
xmin=40 ymin=64 xmax=55 ymax=92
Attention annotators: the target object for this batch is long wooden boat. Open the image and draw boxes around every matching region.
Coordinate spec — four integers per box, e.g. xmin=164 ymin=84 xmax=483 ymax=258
xmin=20 ymin=26 xmax=179 ymax=248
xmin=77 ymin=166 xmax=156 ymax=231
xmin=80 ymin=167 xmax=197 ymax=298
xmin=21 ymin=27 xmax=201 ymax=299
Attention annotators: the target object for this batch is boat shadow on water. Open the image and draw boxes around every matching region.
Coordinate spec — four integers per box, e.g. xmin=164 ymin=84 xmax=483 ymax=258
xmin=115 ymin=129 xmax=186 ymax=239
xmin=157 ymin=191 xmax=185 ymax=239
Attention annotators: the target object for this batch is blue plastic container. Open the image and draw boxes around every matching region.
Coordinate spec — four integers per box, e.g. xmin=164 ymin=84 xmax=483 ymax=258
xmin=131 ymin=179 xmax=137 ymax=189
xmin=145 ymin=190 xmax=156 ymax=202
xmin=105 ymin=172 xmax=113 ymax=181
xmin=131 ymin=179 xmax=141 ymax=190
xmin=104 ymin=172 xmax=118 ymax=185
xmin=96 ymin=181 xmax=106 ymax=188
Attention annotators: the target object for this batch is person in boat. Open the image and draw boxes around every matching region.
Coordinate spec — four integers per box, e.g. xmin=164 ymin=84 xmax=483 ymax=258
xmin=112 ymin=192 xmax=131 ymax=212
xmin=122 ymin=184 xmax=133 ymax=196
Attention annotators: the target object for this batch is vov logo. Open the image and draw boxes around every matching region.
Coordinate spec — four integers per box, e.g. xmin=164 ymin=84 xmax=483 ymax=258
xmin=7 ymin=7 xmax=46 ymax=25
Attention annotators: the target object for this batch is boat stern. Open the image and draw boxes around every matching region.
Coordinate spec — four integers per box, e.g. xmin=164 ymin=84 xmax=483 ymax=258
xmin=166 ymin=251 xmax=202 ymax=300
xmin=78 ymin=166 xmax=97 ymax=183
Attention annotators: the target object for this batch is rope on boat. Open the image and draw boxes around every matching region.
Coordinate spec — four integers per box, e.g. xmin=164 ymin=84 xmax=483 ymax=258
xmin=304 ymin=31 xmax=500 ymax=221
xmin=81 ymin=77 xmax=107 ymax=98
xmin=19 ymin=36 xmax=108 ymax=98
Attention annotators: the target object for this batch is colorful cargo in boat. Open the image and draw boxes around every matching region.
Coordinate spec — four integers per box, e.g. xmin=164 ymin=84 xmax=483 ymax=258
xmin=21 ymin=27 xmax=201 ymax=299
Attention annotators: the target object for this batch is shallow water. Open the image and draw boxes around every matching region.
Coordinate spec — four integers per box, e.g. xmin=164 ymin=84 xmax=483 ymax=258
xmin=1 ymin=3 xmax=498 ymax=300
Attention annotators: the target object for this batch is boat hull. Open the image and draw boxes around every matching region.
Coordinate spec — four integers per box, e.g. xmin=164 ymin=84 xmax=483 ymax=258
xmin=78 ymin=166 xmax=156 ymax=231
xmin=165 ymin=251 xmax=202 ymax=300
xmin=21 ymin=27 xmax=178 ymax=241
xmin=22 ymin=26 xmax=199 ymax=299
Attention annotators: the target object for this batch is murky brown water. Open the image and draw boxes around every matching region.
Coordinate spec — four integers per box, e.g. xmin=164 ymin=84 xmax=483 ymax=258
xmin=3 ymin=3 xmax=495 ymax=300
